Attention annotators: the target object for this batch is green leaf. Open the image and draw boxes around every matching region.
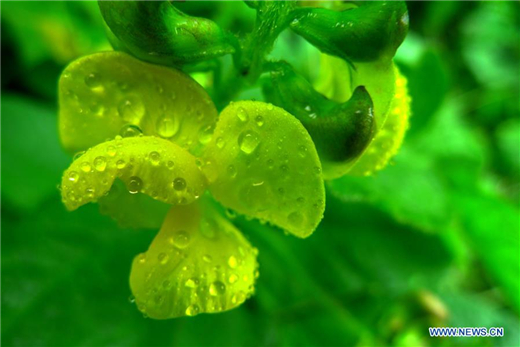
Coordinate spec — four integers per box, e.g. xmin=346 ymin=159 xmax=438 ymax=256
xmin=454 ymin=192 xmax=520 ymax=312
xmin=130 ymin=199 xmax=259 ymax=319
xmin=328 ymin=146 xmax=450 ymax=233
xmin=204 ymin=101 xmax=325 ymax=238
xmin=60 ymin=136 xmax=207 ymax=211
xmin=59 ymin=51 xmax=218 ymax=156
xmin=99 ymin=0 xmax=235 ymax=67
xmin=1 ymin=95 xmax=69 ymax=211
xmin=290 ymin=1 xmax=408 ymax=63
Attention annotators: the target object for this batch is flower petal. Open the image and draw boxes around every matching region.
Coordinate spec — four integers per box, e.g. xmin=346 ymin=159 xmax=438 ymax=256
xmin=58 ymin=51 xmax=217 ymax=155
xmin=130 ymin=199 xmax=259 ymax=319
xmin=349 ymin=68 xmax=411 ymax=176
xmin=203 ymin=101 xmax=326 ymax=238
xmin=60 ymin=136 xmax=207 ymax=211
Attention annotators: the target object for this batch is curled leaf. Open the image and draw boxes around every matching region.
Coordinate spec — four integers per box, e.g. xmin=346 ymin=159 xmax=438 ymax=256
xmin=59 ymin=51 xmax=217 ymax=156
xmin=130 ymin=200 xmax=259 ymax=319
xmin=203 ymin=101 xmax=325 ymax=238
xmin=99 ymin=1 xmax=235 ymax=66
xmin=60 ymin=136 xmax=207 ymax=211
xmin=290 ymin=1 xmax=408 ymax=63
xmin=349 ymin=68 xmax=411 ymax=176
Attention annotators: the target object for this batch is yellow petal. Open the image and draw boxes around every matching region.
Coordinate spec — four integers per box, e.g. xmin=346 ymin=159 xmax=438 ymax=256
xmin=60 ymin=136 xmax=207 ymax=211
xmin=204 ymin=101 xmax=325 ymax=238
xmin=130 ymin=200 xmax=259 ymax=319
xmin=58 ymin=51 xmax=217 ymax=156
xmin=349 ymin=68 xmax=411 ymax=176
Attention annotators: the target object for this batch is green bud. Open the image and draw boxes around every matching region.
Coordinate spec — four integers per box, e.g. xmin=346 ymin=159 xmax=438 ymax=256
xmin=290 ymin=1 xmax=409 ymax=63
xmin=99 ymin=1 xmax=235 ymax=67
xmin=269 ymin=62 xmax=375 ymax=163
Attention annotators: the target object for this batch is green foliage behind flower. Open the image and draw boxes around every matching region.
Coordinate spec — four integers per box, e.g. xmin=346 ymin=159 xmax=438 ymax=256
xmin=1 ymin=1 xmax=519 ymax=346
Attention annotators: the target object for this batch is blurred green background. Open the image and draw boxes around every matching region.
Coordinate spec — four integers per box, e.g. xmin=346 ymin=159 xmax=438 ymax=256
xmin=1 ymin=1 xmax=519 ymax=346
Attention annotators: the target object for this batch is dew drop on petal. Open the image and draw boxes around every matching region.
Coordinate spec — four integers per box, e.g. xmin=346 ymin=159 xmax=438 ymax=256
xmin=173 ymin=177 xmax=186 ymax=191
xmin=128 ymin=176 xmax=143 ymax=194
xmin=238 ymin=130 xmax=260 ymax=154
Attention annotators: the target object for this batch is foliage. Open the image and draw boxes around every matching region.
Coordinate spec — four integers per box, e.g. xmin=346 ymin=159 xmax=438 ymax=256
xmin=1 ymin=1 xmax=519 ymax=346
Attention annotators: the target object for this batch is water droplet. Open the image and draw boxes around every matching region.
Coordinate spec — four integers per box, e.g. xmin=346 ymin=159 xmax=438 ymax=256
xmin=128 ymin=295 xmax=136 ymax=303
xmin=106 ymin=146 xmax=116 ymax=157
xmin=157 ymin=252 xmax=169 ymax=265
xmin=85 ymin=187 xmax=95 ymax=198
xmin=227 ymin=165 xmax=237 ymax=178
xmin=173 ymin=177 xmax=186 ymax=191
xmin=209 ymin=281 xmax=226 ymax=296
xmin=68 ymin=171 xmax=79 ymax=183
xmin=198 ymin=124 xmax=214 ymax=144
xmin=200 ymin=218 xmax=217 ymax=239
xmin=216 ymin=137 xmax=225 ymax=149
xmin=138 ymin=253 xmax=146 ymax=264
xmin=84 ymin=73 xmax=102 ymax=89
xmin=128 ymin=176 xmax=143 ymax=194
xmin=166 ymin=161 xmax=175 ymax=170
xmin=228 ymin=256 xmax=238 ymax=269
xmin=266 ymin=103 xmax=274 ymax=111
xmin=156 ymin=116 xmax=179 ymax=138
xmin=228 ymin=274 xmax=238 ymax=284
xmin=93 ymin=156 xmax=107 ymax=172
xmin=80 ymin=162 xmax=92 ymax=173
xmin=298 ymin=145 xmax=307 ymax=158
xmin=288 ymin=211 xmax=304 ymax=227
xmin=149 ymin=151 xmax=161 ymax=165
xmin=255 ymin=115 xmax=264 ymax=127
xmin=185 ymin=278 xmax=199 ymax=288
xmin=225 ymin=209 xmax=236 ymax=219
xmin=237 ymin=107 xmax=248 ymax=122
xmin=186 ymin=304 xmax=200 ymax=316
xmin=116 ymin=160 xmax=126 ymax=169
xmin=171 ymin=230 xmax=190 ymax=249
xmin=238 ymin=130 xmax=260 ymax=154
xmin=118 ymin=96 xmax=145 ymax=124
xmin=73 ymin=151 xmax=86 ymax=161
xmin=120 ymin=124 xmax=143 ymax=138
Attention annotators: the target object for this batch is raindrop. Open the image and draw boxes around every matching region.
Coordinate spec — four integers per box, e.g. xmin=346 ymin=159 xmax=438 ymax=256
xmin=84 ymin=72 xmax=102 ymax=89
xmin=173 ymin=177 xmax=186 ymax=191
xmin=80 ymin=162 xmax=92 ymax=173
xmin=209 ymin=281 xmax=226 ymax=296
xmin=185 ymin=304 xmax=200 ymax=316
xmin=171 ymin=230 xmax=190 ymax=249
xmin=238 ymin=130 xmax=260 ymax=154
xmin=228 ymin=256 xmax=238 ymax=269
xmin=120 ymin=124 xmax=143 ymax=138
xmin=128 ymin=176 xmax=143 ymax=194
xmin=149 ymin=151 xmax=161 ymax=166
xmin=118 ymin=96 xmax=145 ymax=124
xmin=237 ymin=107 xmax=249 ymax=122
xmin=68 ymin=171 xmax=79 ymax=183
xmin=93 ymin=156 xmax=107 ymax=172
xmin=255 ymin=115 xmax=264 ymax=127
xmin=156 ymin=116 xmax=179 ymax=138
